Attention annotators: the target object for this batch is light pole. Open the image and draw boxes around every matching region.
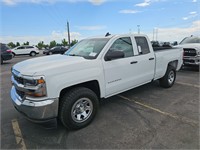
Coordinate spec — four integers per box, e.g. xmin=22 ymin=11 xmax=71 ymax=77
xmin=137 ymin=25 xmax=140 ymax=34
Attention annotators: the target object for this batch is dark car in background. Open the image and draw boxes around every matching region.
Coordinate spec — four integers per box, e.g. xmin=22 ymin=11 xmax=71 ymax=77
xmin=1 ymin=43 xmax=13 ymax=64
xmin=43 ymin=46 xmax=68 ymax=55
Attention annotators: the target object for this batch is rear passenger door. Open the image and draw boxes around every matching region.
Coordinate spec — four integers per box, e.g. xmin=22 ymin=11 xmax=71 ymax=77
xmin=133 ymin=36 xmax=155 ymax=84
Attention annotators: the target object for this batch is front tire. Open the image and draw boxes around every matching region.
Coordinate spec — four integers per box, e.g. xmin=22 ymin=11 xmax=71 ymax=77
xmin=59 ymin=87 xmax=99 ymax=130
xmin=30 ymin=51 xmax=36 ymax=56
xmin=159 ymin=65 xmax=176 ymax=88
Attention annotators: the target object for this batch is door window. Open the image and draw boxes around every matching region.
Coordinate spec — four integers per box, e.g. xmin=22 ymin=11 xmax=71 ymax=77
xmin=108 ymin=37 xmax=134 ymax=58
xmin=135 ymin=37 xmax=150 ymax=55
xmin=17 ymin=46 xmax=24 ymax=50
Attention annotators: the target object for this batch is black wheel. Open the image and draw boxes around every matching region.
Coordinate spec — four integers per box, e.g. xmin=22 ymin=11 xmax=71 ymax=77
xmin=12 ymin=52 xmax=15 ymax=58
xmin=30 ymin=51 xmax=36 ymax=56
xmin=159 ymin=65 xmax=176 ymax=88
xmin=59 ymin=87 xmax=99 ymax=130
xmin=1 ymin=58 xmax=3 ymax=64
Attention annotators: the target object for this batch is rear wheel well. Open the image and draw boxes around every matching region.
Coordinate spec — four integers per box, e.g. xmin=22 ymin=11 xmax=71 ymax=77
xmin=59 ymin=80 xmax=101 ymax=100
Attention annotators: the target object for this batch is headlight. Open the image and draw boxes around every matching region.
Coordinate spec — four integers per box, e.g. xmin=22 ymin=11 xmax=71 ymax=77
xmin=23 ymin=76 xmax=47 ymax=97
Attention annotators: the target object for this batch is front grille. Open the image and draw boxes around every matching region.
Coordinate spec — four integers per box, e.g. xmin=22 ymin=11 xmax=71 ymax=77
xmin=13 ymin=73 xmax=24 ymax=85
xmin=183 ymin=59 xmax=195 ymax=63
xmin=16 ymin=89 xmax=25 ymax=98
xmin=183 ymin=48 xmax=197 ymax=57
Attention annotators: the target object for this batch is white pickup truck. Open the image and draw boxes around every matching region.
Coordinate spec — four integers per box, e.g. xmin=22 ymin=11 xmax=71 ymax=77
xmin=11 ymin=34 xmax=183 ymax=130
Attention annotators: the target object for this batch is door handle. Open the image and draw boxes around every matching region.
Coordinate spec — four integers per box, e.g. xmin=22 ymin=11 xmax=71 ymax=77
xmin=130 ymin=61 xmax=138 ymax=64
xmin=149 ymin=57 xmax=155 ymax=60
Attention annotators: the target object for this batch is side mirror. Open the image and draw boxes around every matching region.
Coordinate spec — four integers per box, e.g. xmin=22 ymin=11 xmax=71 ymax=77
xmin=105 ymin=50 xmax=125 ymax=61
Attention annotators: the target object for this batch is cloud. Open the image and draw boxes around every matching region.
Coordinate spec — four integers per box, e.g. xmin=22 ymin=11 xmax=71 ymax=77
xmin=182 ymin=11 xmax=198 ymax=20
xmin=76 ymin=25 xmax=107 ymax=30
xmin=0 ymin=31 xmax=81 ymax=45
xmin=134 ymin=0 xmax=165 ymax=7
xmin=192 ymin=0 xmax=197 ymax=2
xmin=2 ymin=0 xmax=107 ymax=5
xmin=119 ymin=9 xmax=140 ymax=14
xmin=135 ymin=0 xmax=151 ymax=7
xmin=88 ymin=0 xmax=105 ymax=5
xmin=147 ymin=20 xmax=200 ymax=42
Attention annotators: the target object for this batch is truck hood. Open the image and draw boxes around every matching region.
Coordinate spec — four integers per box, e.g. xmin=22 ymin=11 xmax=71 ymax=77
xmin=13 ymin=55 xmax=88 ymax=76
xmin=175 ymin=43 xmax=200 ymax=49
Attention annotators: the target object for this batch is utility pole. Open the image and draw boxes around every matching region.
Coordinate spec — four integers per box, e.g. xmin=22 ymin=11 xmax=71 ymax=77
xmin=153 ymin=28 xmax=155 ymax=41
xmin=137 ymin=25 xmax=140 ymax=34
xmin=67 ymin=21 xmax=71 ymax=47
xmin=155 ymin=28 xmax=158 ymax=41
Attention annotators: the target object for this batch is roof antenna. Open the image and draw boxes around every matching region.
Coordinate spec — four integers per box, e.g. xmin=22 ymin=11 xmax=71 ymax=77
xmin=105 ymin=32 xmax=111 ymax=37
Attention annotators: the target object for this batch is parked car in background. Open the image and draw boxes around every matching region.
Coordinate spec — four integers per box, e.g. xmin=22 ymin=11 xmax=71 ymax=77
xmin=1 ymin=43 xmax=13 ymax=64
xmin=43 ymin=46 xmax=68 ymax=55
xmin=12 ymin=45 xmax=39 ymax=57
xmin=176 ymin=36 xmax=200 ymax=66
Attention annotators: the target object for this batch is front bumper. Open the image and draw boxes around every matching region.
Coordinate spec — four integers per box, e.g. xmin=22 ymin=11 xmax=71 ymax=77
xmin=183 ymin=56 xmax=200 ymax=66
xmin=10 ymin=86 xmax=59 ymax=122
xmin=2 ymin=53 xmax=12 ymax=61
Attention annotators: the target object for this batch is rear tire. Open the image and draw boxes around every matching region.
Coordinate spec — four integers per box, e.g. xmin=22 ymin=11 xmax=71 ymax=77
xmin=59 ymin=87 xmax=99 ymax=130
xmin=159 ymin=65 xmax=176 ymax=88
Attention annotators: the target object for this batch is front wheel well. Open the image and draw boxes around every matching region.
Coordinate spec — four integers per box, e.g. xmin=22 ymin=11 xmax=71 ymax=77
xmin=59 ymin=80 xmax=101 ymax=100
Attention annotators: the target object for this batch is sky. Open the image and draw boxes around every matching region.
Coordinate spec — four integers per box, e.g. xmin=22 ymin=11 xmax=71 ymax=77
xmin=0 ymin=0 xmax=199 ymax=45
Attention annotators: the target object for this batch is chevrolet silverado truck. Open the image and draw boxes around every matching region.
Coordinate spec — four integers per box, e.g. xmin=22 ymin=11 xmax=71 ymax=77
xmin=10 ymin=34 xmax=183 ymax=130
xmin=177 ymin=36 xmax=200 ymax=66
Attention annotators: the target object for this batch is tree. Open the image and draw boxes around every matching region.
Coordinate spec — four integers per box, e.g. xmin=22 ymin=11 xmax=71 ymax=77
xmin=70 ymin=39 xmax=78 ymax=47
xmin=49 ymin=40 xmax=57 ymax=48
xmin=62 ymin=39 xmax=68 ymax=47
xmin=7 ymin=42 xmax=16 ymax=48
xmin=16 ymin=42 xmax=20 ymax=46
xmin=23 ymin=41 xmax=29 ymax=45
xmin=37 ymin=41 xmax=44 ymax=49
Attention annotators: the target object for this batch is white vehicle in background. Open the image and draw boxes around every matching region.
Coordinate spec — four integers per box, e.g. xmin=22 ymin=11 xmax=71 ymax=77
xmin=12 ymin=45 xmax=39 ymax=57
xmin=177 ymin=36 xmax=200 ymax=66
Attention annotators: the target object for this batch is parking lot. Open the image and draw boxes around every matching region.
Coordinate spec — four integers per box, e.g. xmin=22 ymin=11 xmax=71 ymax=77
xmin=1 ymin=53 xmax=199 ymax=149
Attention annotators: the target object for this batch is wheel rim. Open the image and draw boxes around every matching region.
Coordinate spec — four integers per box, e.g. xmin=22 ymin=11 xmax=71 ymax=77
xmin=168 ymin=70 xmax=175 ymax=84
xmin=49 ymin=52 xmax=52 ymax=55
xmin=71 ymin=98 xmax=93 ymax=123
xmin=31 ymin=52 xmax=36 ymax=56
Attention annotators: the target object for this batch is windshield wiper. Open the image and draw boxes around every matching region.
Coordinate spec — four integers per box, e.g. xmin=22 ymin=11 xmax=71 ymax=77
xmin=68 ymin=54 xmax=80 ymax=56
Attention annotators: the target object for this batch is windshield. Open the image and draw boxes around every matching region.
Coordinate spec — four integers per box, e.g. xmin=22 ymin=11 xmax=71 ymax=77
xmin=65 ymin=38 xmax=110 ymax=59
xmin=180 ymin=37 xmax=200 ymax=44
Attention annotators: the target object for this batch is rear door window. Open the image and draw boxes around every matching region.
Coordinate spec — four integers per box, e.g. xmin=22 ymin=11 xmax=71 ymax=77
xmin=135 ymin=37 xmax=150 ymax=55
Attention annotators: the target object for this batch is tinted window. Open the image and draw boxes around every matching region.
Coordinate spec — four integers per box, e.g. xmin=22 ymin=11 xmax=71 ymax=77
xmin=17 ymin=47 xmax=25 ymax=49
xmin=109 ymin=37 xmax=133 ymax=58
xmin=180 ymin=37 xmax=200 ymax=44
xmin=135 ymin=37 xmax=150 ymax=54
xmin=0 ymin=44 xmax=10 ymax=52
xmin=27 ymin=46 xmax=34 ymax=49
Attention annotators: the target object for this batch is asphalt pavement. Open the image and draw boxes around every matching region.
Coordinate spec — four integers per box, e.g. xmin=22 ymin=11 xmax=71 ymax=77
xmin=1 ymin=53 xmax=199 ymax=149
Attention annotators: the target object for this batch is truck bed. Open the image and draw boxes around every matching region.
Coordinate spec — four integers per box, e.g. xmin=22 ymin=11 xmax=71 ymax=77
xmin=153 ymin=47 xmax=177 ymax=51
